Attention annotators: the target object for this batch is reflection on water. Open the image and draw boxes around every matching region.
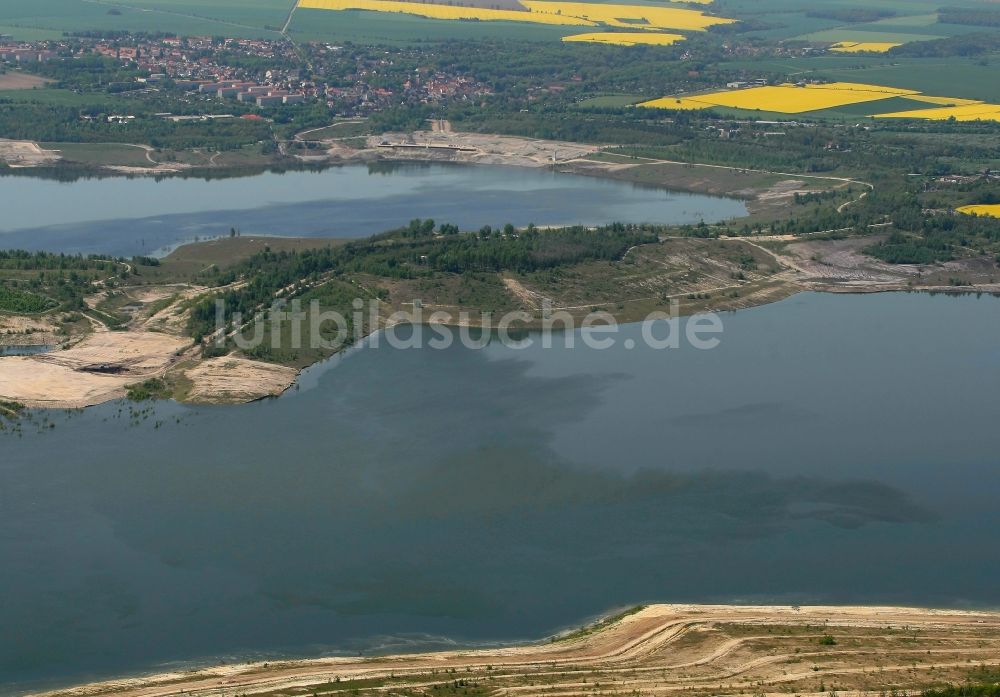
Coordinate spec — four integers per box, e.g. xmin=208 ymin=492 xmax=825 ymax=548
xmin=2 ymin=292 xmax=1000 ymax=694
xmin=0 ymin=163 xmax=748 ymax=256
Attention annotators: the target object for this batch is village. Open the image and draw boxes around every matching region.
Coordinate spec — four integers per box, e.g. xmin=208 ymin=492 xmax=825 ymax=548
xmin=0 ymin=33 xmax=494 ymax=117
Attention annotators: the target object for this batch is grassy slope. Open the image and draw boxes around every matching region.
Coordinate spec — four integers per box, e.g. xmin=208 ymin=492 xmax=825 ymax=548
xmin=0 ymin=88 xmax=136 ymax=107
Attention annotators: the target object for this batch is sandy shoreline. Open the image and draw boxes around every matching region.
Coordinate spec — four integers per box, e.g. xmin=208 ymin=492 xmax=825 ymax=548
xmin=27 ymin=603 xmax=1000 ymax=697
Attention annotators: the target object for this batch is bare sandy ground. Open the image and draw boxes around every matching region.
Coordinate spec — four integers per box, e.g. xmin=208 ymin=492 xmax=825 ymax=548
xmin=183 ymin=357 xmax=298 ymax=404
xmin=765 ymin=235 xmax=1000 ymax=292
xmin=0 ymin=313 xmax=62 ymax=346
xmin=347 ymin=131 xmax=600 ymax=167
xmin=0 ymin=138 xmax=61 ymax=167
xmin=0 ymin=357 xmax=136 ymax=407
xmin=0 ymin=331 xmax=190 ymax=408
xmin=32 ymin=604 xmax=1000 ymax=697
xmin=503 ymin=275 xmax=546 ymax=309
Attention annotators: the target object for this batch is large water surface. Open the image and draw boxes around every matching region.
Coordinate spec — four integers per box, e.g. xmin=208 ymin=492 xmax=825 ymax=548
xmin=2 ymin=291 xmax=1000 ymax=694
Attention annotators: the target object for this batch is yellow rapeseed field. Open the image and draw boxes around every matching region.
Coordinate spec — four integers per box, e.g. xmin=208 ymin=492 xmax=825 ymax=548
xmin=804 ymin=82 xmax=916 ymax=95
xmin=957 ymin=204 xmax=1000 ymax=219
xmin=829 ymin=41 xmax=901 ymax=53
xmin=640 ymin=82 xmax=915 ymax=114
xmin=521 ymin=1 xmax=735 ymax=31
xmin=638 ymin=96 xmax=713 ymax=110
xmin=641 ymin=81 xmax=995 ymax=122
xmin=297 ymin=0 xmax=594 ymax=25
xmin=562 ymin=32 xmax=685 ymax=45
xmin=907 ymin=95 xmax=984 ymax=106
xmin=874 ymin=103 xmax=1000 ymax=122
xmin=298 ymin=0 xmax=735 ymax=32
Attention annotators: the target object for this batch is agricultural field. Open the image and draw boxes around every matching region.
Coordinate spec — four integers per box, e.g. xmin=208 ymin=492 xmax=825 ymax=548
xmin=520 ymin=1 xmax=735 ymax=30
xmin=561 ymin=31 xmax=685 ymax=45
xmin=0 ymin=88 xmax=133 ymax=108
xmin=717 ymin=54 xmax=1000 ymax=104
xmin=642 ymin=78 xmax=1000 ymax=123
xmin=640 ymin=82 xmax=918 ymax=114
xmin=809 ymin=60 xmax=1000 ymax=103
xmin=829 ymin=41 xmax=901 ymax=53
xmin=90 ymin=0 xmax=296 ymax=30
xmin=0 ymin=72 xmax=51 ymax=90
xmin=295 ymin=0 xmax=736 ymax=41
xmin=957 ymin=204 xmax=1000 ymax=219
xmin=0 ymin=24 xmax=66 ymax=41
xmin=0 ymin=0 xmax=289 ymax=40
xmin=288 ymin=7 xmax=576 ymax=41
xmin=796 ymin=28 xmax=943 ymax=45
xmin=875 ymin=103 xmax=1000 ymax=122
xmin=717 ymin=0 xmax=993 ymax=43
xmin=297 ymin=0 xmax=592 ymax=26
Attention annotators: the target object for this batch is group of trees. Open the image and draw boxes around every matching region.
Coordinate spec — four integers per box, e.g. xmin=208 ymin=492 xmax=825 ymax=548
xmin=0 ymin=103 xmax=272 ymax=149
xmin=856 ymin=183 xmax=1000 ymax=263
xmin=31 ymin=54 xmax=144 ymax=92
xmin=0 ymin=250 xmax=123 ymax=271
xmin=0 ymin=287 xmax=55 ymax=314
xmin=804 ymin=8 xmax=894 ymax=22
xmin=186 ymin=222 xmax=661 ymax=342
xmin=415 ymin=224 xmax=658 ymax=274
xmin=939 ymin=7 xmax=1000 ymax=28
xmin=0 ymin=251 xmax=146 ymax=313
xmin=890 ymin=32 xmax=1000 ymax=58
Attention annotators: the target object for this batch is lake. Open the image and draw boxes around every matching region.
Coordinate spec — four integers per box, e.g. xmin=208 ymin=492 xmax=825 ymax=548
xmin=0 ymin=164 xmax=748 ymax=257
xmin=2 ymin=291 xmax=1000 ymax=695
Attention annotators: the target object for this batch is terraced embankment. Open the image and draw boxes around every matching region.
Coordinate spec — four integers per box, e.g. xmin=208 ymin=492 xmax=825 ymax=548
xmin=34 ymin=604 xmax=1000 ymax=697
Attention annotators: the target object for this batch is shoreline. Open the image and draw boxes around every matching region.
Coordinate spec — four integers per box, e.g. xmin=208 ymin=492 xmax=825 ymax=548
xmin=5 ymin=282 xmax=1000 ymax=413
xmin=3 ymin=134 xmax=999 ymax=411
xmin=25 ymin=603 xmax=1000 ymax=697
xmin=0 ymin=130 xmax=834 ymax=207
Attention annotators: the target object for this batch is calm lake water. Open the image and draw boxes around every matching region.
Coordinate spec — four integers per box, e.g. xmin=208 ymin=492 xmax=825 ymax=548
xmin=2 ymin=291 xmax=1000 ymax=694
xmin=0 ymin=346 xmax=51 ymax=357
xmin=0 ymin=164 xmax=747 ymax=257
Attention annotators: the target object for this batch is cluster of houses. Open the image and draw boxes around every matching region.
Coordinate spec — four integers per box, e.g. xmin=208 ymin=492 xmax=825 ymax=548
xmin=178 ymin=79 xmax=308 ymax=107
xmin=88 ymin=36 xmax=315 ymax=108
xmin=3 ymin=34 xmax=495 ymax=117
xmin=0 ymin=45 xmax=56 ymax=63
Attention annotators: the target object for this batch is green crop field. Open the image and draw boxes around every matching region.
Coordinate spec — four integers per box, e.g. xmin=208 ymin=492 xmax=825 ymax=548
xmin=794 ymin=29 xmax=945 ymax=43
xmin=103 ymin=0 xmax=295 ymax=30
xmin=716 ymin=0 xmax=991 ymax=43
xmin=810 ymin=59 xmax=1000 ymax=102
xmin=717 ymin=53 xmax=1000 ymax=104
xmin=0 ymin=0 xmax=288 ymax=39
xmin=288 ymin=7 xmax=577 ymax=43
xmin=0 ymin=24 xmax=66 ymax=41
